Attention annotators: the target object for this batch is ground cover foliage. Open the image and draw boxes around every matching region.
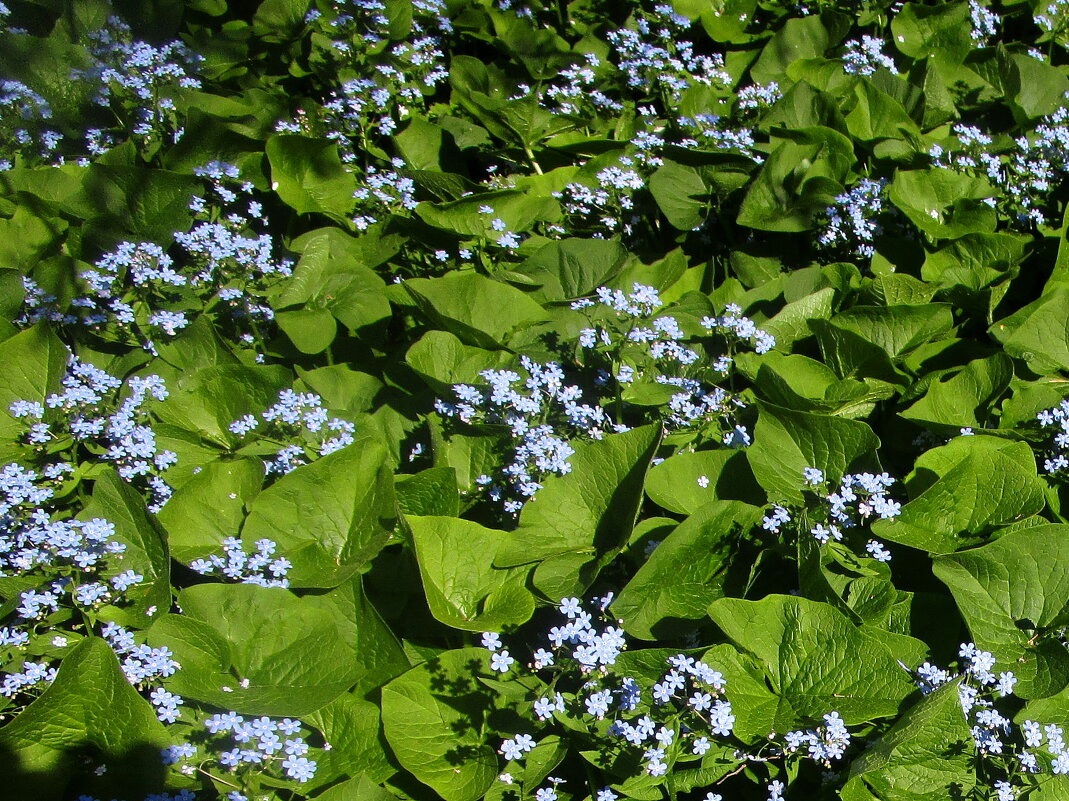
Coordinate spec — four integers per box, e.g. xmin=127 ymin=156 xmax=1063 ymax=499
xmin=11 ymin=0 xmax=1069 ymax=799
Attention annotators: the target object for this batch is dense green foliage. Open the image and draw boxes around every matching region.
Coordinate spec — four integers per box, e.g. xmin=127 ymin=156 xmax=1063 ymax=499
xmin=8 ymin=0 xmax=1069 ymax=799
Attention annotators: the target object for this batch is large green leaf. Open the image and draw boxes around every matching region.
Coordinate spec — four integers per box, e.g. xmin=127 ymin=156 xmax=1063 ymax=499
xmin=408 ymin=515 xmax=534 ymax=631
xmin=748 ymin=401 xmax=880 ymax=502
xmin=0 ymin=324 xmax=67 ymax=457
xmin=406 ymin=329 xmax=514 ymax=394
xmin=266 ymin=134 xmax=357 ymax=219
xmin=516 ymin=237 xmax=630 ymax=301
xmin=0 ymin=637 xmax=171 ymax=801
xmin=708 ymin=595 xmax=920 ymax=730
xmin=381 ymin=648 xmax=500 ymax=801
xmin=901 ymin=353 xmax=1012 ymax=429
xmin=844 ymin=682 xmax=975 ymax=801
xmin=933 ymin=526 xmax=1069 ymax=698
xmin=80 ymin=469 xmax=170 ymax=627
xmin=872 ymin=437 xmax=1045 ymax=553
xmin=830 ymin=304 xmax=954 ymax=360
xmin=273 ymin=226 xmax=391 ymax=342
xmin=888 ymin=168 xmax=996 ymax=239
xmin=416 ymin=189 xmax=559 ymax=236
xmin=405 ymin=271 xmax=550 ymax=349
xmin=614 ymin=501 xmax=763 ymax=639
xmin=737 ymin=128 xmax=853 ymax=232
xmin=991 ymin=288 xmax=1069 ymax=376
xmin=644 ymin=449 xmax=764 ymax=514
xmin=750 ymin=13 xmax=848 ymax=83
xmin=890 ymin=2 xmax=972 ymax=63
xmin=495 ymin=425 xmax=661 ymax=566
xmin=172 ymin=582 xmax=363 ymax=715
xmin=153 ymin=364 xmax=291 ymax=449
xmin=649 ymin=159 xmax=711 ymax=231
xmin=240 ymin=438 xmax=397 ymax=587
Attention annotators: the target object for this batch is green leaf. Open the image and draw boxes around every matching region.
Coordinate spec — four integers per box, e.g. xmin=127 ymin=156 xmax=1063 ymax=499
xmin=516 ymin=238 xmax=630 ymax=301
xmin=275 ymin=308 xmax=337 ymax=354
xmin=380 ymin=648 xmax=500 ymax=801
xmin=991 ymin=288 xmax=1069 ymax=376
xmin=153 ymin=364 xmax=291 ymax=449
xmin=396 ymin=468 xmax=460 ymax=517
xmin=416 ymin=189 xmax=559 ymax=236
xmin=305 ymin=693 xmax=396 ymax=787
xmin=158 ymin=459 xmax=264 ymax=563
xmin=748 ymin=401 xmax=880 ymax=502
xmin=174 ymin=582 xmax=362 ymax=715
xmin=901 ymin=353 xmax=1013 ymax=429
xmin=266 ymin=134 xmax=357 ymax=219
xmin=887 ymin=168 xmax=997 ymax=239
xmin=614 ymin=501 xmax=764 ymax=640
xmin=649 ymin=160 xmax=711 ymax=231
xmin=750 ymin=13 xmax=848 ymax=84
xmin=890 ymin=2 xmax=972 ymax=63
xmin=644 ymin=449 xmax=764 ymax=514
xmin=873 ymin=437 xmax=1046 ymax=553
xmin=408 ymin=515 xmax=534 ymax=631
xmin=80 ymin=470 xmax=170 ymax=626
xmin=0 ymin=323 xmax=67 ymax=456
xmin=737 ymin=128 xmax=853 ymax=232
xmin=708 ymin=595 xmax=920 ymax=729
xmin=844 ymin=80 xmax=920 ymax=142
xmin=0 ymin=637 xmax=171 ymax=801
xmin=405 ymin=271 xmax=550 ymax=349
xmin=274 ymin=227 xmax=391 ymax=341
xmin=844 ymin=681 xmax=975 ymax=801
xmin=495 ymin=425 xmax=661 ymax=566
xmin=933 ymin=526 xmax=1069 ymax=698
xmin=81 ymin=166 xmax=197 ymax=241
xmin=830 ymin=304 xmax=954 ymax=360
xmin=240 ymin=438 xmax=397 ymax=587
xmin=407 ymin=330 xmax=514 ymax=394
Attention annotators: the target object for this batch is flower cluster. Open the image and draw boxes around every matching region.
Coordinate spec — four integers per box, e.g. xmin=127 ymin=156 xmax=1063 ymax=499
xmin=284 ymin=0 xmax=451 ymax=161
xmin=761 ymin=469 xmax=900 ymax=562
xmin=907 ymin=643 xmax=1069 ymax=798
xmin=818 ymin=178 xmax=888 ymax=258
xmin=436 ymin=358 xmax=617 ymax=513
xmin=929 ymin=108 xmax=1069 ymax=227
xmin=0 ymin=80 xmax=62 ymax=170
xmin=352 ymin=159 xmax=419 ymax=228
xmin=554 ymin=159 xmax=647 ymax=239
xmin=618 ymin=652 xmax=735 ymax=777
xmin=573 ymin=285 xmax=771 ymax=440
xmin=606 ymin=6 xmax=731 ymax=104
xmin=12 ymin=358 xmax=176 ymax=511
xmin=189 ymin=537 xmax=292 ymax=588
xmin=1039 ymin=399 xmax=1069 ymax=474
xmin=102 ymin=622 xmax=182 ymax=720
xmin=72 ymin=15 xmax=203 ymax=148
xmin=1035 ymin=0 xmax=1069 ymax=42
xmin=229 ymin=389 xmax=356 ymax=476
xmin=841 ymin=36 xmax=896 ymax=76
xmin=969 ymin=0 xmax=999 ymax=44
xmin=198 ymin=712 xmax=320 ymax=782
xmin=539 ymin=54 xmax=622 ymax=119
xmin=22 ymin=162 xmax=294 ymax=358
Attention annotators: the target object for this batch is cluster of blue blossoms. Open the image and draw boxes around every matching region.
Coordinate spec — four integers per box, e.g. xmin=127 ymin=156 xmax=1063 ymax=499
xmin=189 ymin=537 xmax=292 ymax=588
xmin=73 ymin=15 xmax=204 ymax=146
xmin=484 ymin=596 xmax=856 ymax=799
xmin=20 ymin=162 xmax=294 ymax=360
xmin=436 ymin=357 xmax=618 ymax=513
xmin=12 ymin=358 xmax=176 ymax=511
xmin=230 ymin=388 xmax=356 ymax=476
xmin=761 ymin=468 xmax=900 ymax=562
